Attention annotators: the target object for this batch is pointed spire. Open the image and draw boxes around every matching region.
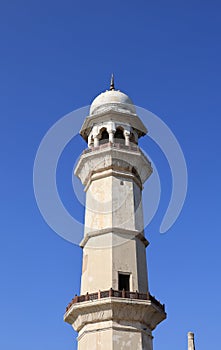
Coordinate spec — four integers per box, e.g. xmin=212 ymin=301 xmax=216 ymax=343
xmin=110 ymin=73 xmax=115 ymax=90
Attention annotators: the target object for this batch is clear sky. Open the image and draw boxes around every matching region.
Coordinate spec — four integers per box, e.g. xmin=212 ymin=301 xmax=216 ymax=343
xmin=1 ymin=1 xmax=221 ymax=349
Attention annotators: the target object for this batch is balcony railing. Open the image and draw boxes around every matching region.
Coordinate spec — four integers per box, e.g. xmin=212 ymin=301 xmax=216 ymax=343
xmin=66 ymin=288 xmax=165 ymax=312
xmin=83 ymin=142 xmax=140 ymax=155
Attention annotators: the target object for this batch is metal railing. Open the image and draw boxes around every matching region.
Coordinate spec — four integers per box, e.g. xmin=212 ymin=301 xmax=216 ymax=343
xmin=66 ymin=288 xmax=165 ymax=312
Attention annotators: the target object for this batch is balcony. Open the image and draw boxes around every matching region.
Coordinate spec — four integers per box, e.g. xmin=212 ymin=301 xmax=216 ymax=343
xmin=66 ymin=288 xmax=165 ymax=313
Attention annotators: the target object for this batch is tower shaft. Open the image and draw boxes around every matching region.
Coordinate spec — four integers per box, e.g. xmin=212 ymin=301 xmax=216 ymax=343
xmin=64 ymin=85 xmax=166 ymax=349
xmin=76 ymin=145 xmax=150 ymax=295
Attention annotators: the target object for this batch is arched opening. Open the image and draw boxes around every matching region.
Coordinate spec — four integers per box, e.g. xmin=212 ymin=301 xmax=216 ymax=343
xmin=114 ymin=128 xmax=125 ymax=144
xmin=99 ymin=128 xmax=109 ymax=145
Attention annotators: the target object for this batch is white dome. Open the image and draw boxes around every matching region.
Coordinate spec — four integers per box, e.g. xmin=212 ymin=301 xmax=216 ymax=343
xmin=90 ymin=90 xmax=136 ymax=115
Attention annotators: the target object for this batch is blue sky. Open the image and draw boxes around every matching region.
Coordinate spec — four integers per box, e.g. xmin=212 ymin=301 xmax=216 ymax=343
xmin=1 ymin=1 xmax=221 ymax=349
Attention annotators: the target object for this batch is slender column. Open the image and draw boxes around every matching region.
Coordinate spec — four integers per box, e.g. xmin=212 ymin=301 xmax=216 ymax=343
xmin=94 ymin=135 xmax=99 ymax=147
xmin=124 ymin=130 xmax=130 ymax=146
xmin=88 ymin=134 xmax=93 ymax=148
xmin=188 ymin=332 xmax=195 ymax=350
xmin=109 ymin=130 xmax=114 ymax=143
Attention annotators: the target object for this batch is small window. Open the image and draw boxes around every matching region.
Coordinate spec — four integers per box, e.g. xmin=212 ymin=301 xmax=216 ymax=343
xmin=119 ymin=273 xmax=130 ymax=291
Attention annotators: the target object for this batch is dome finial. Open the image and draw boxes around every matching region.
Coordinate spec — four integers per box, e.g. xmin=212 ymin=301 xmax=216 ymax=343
xmin=110 ymin=73 xmax=115 ymax=90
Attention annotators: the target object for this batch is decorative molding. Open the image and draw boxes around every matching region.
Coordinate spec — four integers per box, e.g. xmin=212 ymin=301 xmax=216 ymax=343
xmin=64 ymin=297 xmax=166 ymax=332
xmin=74 ymin=144 xmax=152 ymax=186
xmin=79 ymin=227 xmax=149 ymax=248
xmin=80 ymin=110 xmax=147 ymax=141
xmin=84 ymin=167 xmax=143 ymax=192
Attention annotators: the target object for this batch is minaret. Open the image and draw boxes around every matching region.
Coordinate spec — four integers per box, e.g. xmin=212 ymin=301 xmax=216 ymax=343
xmin=64 ymin=78 xmax=166 ymax=349
xmin=188 ymin=332 xmax=196 ymax=350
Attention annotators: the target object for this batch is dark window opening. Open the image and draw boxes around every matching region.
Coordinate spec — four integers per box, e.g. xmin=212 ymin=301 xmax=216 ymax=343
xmin=119 ymin=273 xmax=130 ymax=291
xmin=100 ymin=129 xmax=109 ymax=144
xmin=115 ymin=128 xmax=125 ymax=140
